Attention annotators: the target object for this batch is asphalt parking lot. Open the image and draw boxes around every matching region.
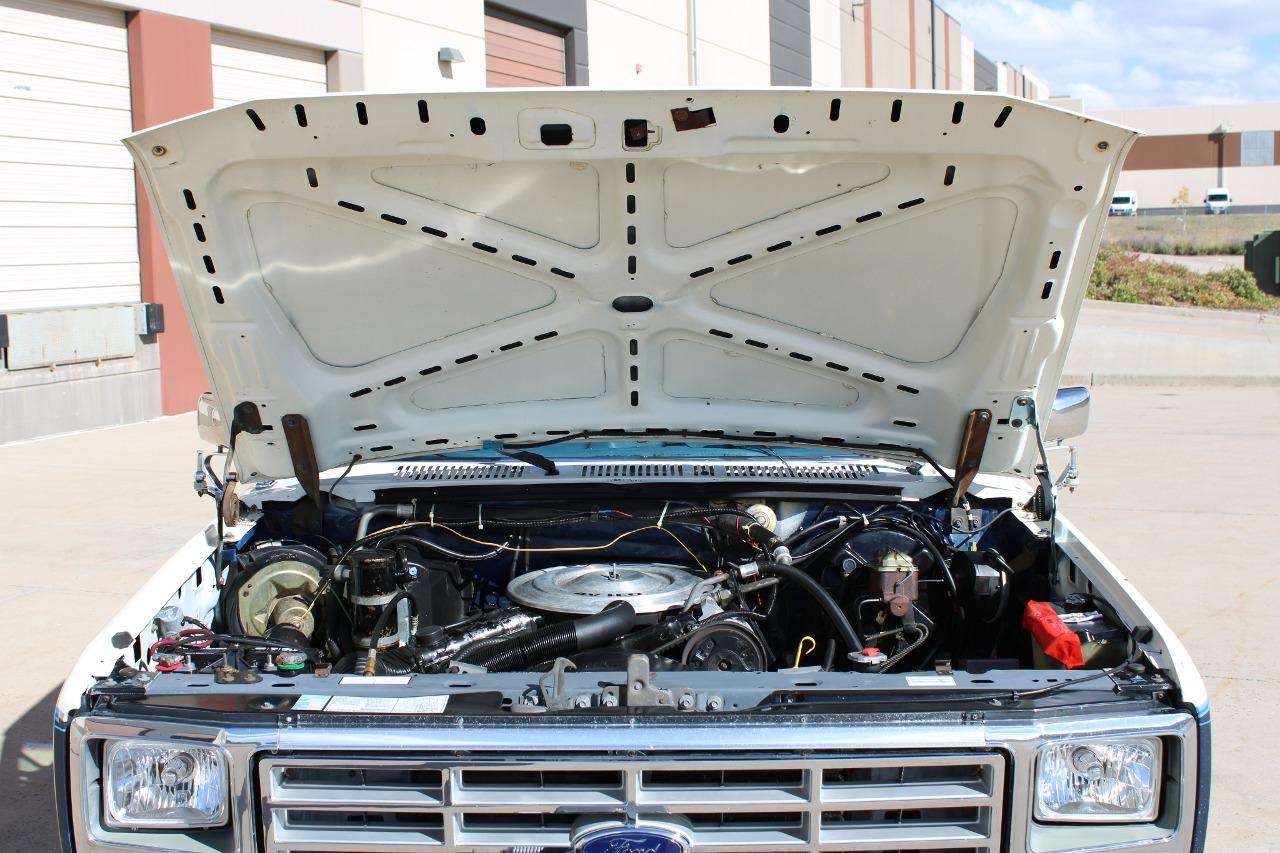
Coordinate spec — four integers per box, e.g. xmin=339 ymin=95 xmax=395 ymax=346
xmin=0 ymin=385 xmax=1275 ymax=851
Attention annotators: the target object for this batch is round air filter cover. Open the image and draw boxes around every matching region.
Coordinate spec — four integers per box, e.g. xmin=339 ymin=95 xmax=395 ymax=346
xmin=506 ymin=562 xmax=702 ymax=615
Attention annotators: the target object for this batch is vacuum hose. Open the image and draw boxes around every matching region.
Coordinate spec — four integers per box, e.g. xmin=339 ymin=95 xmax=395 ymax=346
xmin=456 ymin=601 xmax=637 ymax=672
xmin=759 ymin=561 xmax=864 ymax=656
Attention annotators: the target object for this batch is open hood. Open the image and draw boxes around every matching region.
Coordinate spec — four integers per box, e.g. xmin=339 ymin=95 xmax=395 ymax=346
xmin=126 ymin=90 xmax=1134 ymax=482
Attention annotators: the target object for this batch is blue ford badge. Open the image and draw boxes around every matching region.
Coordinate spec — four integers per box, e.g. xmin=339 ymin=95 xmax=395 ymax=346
xmin=574 ymin=822 xmax=690 ymax=853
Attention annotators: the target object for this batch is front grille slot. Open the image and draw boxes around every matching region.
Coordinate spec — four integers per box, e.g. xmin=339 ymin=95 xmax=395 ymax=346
xmin=260 ymin=751 xmax=1005 ymax=852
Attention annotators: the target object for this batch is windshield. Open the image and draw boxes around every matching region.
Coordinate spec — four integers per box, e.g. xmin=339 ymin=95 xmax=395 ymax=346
xmin=1207 ymin=193 xmax=1229 ymax=202
xmin=403 ymin=439 xmax=867 ymax=462
xmin=1112 ymin=195 xmax=1133 ymax=204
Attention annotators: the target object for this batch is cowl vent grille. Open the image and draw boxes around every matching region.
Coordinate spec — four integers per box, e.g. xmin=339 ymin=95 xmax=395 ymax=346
xmin=723 ymin=462 xmax=880 ymax=480
xmin=394 ymin=464 xmax=527 ymax=481
xmin=386 ymin=460 xmax=888 ymax=483
xmin=582 ymin=463 xmax=688 ymax=478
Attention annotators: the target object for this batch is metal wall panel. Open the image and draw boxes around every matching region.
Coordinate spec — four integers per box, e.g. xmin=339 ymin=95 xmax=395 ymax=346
xmin=4 ymin=303 xmax=136 ymax=369
xmin=769 ymin=0 xmax=811 ymax=85
xmin=1241 ymin=130 xmax=1275 ymax=167
xmin=973 ymin=50 xmax=997 ymax=92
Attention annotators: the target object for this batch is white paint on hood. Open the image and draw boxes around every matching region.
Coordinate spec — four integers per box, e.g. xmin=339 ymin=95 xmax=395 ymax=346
xmin=125 ymin=89 xmax=1134 ymax=481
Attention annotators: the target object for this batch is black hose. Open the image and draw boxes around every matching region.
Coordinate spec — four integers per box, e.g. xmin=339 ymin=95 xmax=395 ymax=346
xmin=759 ymin=562 xmax=864 ymax=655
xmin=796 ymin=516 xmax=961 ymax=607
xmin=456 ymin=601 xmax=637 ymax=672
xmin=369 ymin=589 xmax=414 ymax=647
xmin=359 ymin=589 xmax=417 ymax=676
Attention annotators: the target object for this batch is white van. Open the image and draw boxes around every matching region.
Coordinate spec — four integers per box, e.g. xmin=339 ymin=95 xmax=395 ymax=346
xmin=1109 ymin=190 xmax=1137 ymax=216
xmin=1205 ymin=187 xmax=1231 ymax=214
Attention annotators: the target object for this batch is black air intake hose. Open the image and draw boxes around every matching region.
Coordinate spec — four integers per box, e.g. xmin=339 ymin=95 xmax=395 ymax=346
xmin=456 ymin=601 xmax=637 ymax=672
xmin=759 ymin=561 xmax=864 ymax=655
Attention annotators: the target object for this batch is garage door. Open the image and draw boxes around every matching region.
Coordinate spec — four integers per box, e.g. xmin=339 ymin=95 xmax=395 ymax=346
xmin=485 ymin=13 xmax=566 ymax=87
xmin=0 ymin=0 xmax=136 ymax=312
xmin=212 ymin=31 xmax=327 ymax=108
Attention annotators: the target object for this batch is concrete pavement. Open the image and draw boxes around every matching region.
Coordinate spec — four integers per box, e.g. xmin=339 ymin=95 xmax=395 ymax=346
xmin=1059 ymin=386 xmax=1280 ymax=853
xmin=1135 ymin=252 xmax=1244 ymax=274
xmin=1064 ymin=299 xmax=1280 ymax=386
xmin=0 ymin=415 xmax=213 ymax=852
xmin=1 ymin=388 xmax=1277 ymax=850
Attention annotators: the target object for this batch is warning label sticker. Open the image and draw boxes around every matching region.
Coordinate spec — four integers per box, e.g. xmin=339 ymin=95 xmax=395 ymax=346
xmin=296 ymin=695 xmax=450 ymax=714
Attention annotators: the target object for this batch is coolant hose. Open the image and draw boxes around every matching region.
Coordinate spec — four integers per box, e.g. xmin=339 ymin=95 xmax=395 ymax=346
xmin=363 ymin=589 xmax=414 ymax=676
xmin=457 ymin=601 xmax=637 ymax=672
xmin=759 ymin=561 xmax=864 ymax=655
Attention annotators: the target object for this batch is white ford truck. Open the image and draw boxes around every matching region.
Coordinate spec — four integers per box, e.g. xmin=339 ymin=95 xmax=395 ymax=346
xmin=53 ymin=90 xmax=1208 ymax=853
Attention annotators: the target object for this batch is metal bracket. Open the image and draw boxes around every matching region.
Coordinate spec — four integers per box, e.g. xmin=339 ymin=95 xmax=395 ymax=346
xmin=1008 ymin=395 xmax=1033 ymax=430
xmin=598 ymin=654 xmax=697 ymax=710
xmin=540 ymin=657 xmax=583 ymax=711
xmin=949 ymin=507 xmax=980 ymax=534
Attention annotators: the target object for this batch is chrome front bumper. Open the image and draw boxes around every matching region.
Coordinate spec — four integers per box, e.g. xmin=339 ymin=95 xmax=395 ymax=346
xmin=66 ymin=710 xmax=1198 ymax=853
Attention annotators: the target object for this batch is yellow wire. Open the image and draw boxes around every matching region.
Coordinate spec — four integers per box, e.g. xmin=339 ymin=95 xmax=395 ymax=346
xmin=430 ymin=522 xmax=709 ymax=573
xmin=305 ymin=518 xmax=711 ymax=618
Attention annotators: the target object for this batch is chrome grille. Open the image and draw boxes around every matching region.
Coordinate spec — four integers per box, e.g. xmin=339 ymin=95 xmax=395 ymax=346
xmin=259 ymin=751 xmax=1005 ymax=852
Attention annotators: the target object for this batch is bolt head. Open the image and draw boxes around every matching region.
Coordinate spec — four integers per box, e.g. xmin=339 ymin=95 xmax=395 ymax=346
xmin=150 ymin=144 xmax=167 ymax=156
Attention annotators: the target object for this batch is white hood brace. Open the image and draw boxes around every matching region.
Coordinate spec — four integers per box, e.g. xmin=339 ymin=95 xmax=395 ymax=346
xmin=126 ymin=90 xmax=1134 ymax=483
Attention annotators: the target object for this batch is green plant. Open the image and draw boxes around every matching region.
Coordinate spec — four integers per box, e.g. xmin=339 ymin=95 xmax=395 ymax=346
xmin=1207 ymin=267 xmax=1267 ymax=301
xmin=1087 ymin=247 xmax=1278 ymax=310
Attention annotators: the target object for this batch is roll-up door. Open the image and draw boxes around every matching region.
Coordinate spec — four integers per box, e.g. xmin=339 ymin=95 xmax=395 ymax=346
xmin=485 ymin=12 xmax=566 ymax=87
xmin=212 ymin=30 xmax=327 ymax=108
xmin=0 ymin=0 xmax=136 ymax=311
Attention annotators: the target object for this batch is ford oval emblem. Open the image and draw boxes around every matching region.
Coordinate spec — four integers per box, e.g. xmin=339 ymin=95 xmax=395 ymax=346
xmin=574 ymin=823 xmax=690 ymax=853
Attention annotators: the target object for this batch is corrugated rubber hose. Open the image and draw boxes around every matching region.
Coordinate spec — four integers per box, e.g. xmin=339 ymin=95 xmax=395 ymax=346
xmin=456 ymin=601 xmax=637 ymax=672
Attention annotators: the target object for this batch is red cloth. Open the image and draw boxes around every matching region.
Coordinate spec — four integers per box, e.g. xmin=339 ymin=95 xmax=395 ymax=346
xmin=1022 ymin=600 xmax=1085 ymax=669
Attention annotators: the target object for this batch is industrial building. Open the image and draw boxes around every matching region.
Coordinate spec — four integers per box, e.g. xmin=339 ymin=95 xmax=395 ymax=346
xmin=1095 ymin=101 xmax=1280 ymax=212
xmin=0 ymin=0 xmax=1047 ymax=442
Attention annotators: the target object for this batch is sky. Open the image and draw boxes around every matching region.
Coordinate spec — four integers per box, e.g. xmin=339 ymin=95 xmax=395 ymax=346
xmin=945 ymin=0 xmax=1280 ymax=110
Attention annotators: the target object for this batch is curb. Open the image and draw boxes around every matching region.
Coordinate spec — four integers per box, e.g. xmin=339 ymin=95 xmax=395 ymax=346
xmin=1060 ymin=373 xmax=1280 ymax=388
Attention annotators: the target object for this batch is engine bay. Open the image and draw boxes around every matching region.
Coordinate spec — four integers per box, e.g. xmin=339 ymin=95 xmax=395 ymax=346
xmin=143 ymin=491 xmax=1135 ymax=683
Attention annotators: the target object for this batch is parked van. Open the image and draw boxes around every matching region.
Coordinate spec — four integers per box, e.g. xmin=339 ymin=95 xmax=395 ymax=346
xmin=1110 ymin=190 xmax=1137 ymax=216
xmin=1205 ymin=187 xmax=1231 ymax=214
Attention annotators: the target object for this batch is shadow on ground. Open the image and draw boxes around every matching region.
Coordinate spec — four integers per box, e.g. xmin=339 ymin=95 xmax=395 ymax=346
xmin=1 ymin=687 xmax=61 ymax=852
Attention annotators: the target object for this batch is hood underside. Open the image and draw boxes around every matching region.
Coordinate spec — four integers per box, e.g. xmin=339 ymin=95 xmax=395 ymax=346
xmin=126 ymin=90 xmax=1134 ymax=481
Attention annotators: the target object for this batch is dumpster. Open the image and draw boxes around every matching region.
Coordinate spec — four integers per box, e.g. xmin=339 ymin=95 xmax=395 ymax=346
xmin=1244 ymin=230 xmax=1280 ymax=296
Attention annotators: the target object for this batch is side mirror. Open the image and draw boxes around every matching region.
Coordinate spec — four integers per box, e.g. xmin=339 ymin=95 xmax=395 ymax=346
xmin=196 ymin=392 xmax=228 ymax=446
xmin=1044 ymin=386 xmax=1090 ymax=443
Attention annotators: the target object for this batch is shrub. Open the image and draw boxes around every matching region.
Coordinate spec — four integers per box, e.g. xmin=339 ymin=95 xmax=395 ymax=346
xmin=1087 ymin=248 xmax=1278 ymax=310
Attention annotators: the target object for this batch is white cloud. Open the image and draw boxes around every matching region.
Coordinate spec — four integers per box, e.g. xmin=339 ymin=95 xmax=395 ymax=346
xmin=945 ymin=0 xmax=1280 ymax=108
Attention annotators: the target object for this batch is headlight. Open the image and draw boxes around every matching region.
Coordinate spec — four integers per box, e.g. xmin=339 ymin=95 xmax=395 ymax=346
xmin=103 ymin=740 xmax=229 ymax=828
xmin=1035 ymin=737 xmax=1162 ymax=823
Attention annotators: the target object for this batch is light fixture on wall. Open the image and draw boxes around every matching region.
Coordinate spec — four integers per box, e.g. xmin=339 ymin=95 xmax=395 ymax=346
xmin=438 ymin=47 xmax=465 ymax=64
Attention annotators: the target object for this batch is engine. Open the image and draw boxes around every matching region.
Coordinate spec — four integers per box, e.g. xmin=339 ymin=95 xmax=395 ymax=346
xmin=145 ymin=495 xmax=1129 ymax=679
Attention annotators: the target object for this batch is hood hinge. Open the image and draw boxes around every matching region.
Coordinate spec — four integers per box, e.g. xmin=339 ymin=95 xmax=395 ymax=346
xmin=950 ymin=409 xmax=992 ymax=507
xmin=281 ymin=413 xmax=326 ymax=529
